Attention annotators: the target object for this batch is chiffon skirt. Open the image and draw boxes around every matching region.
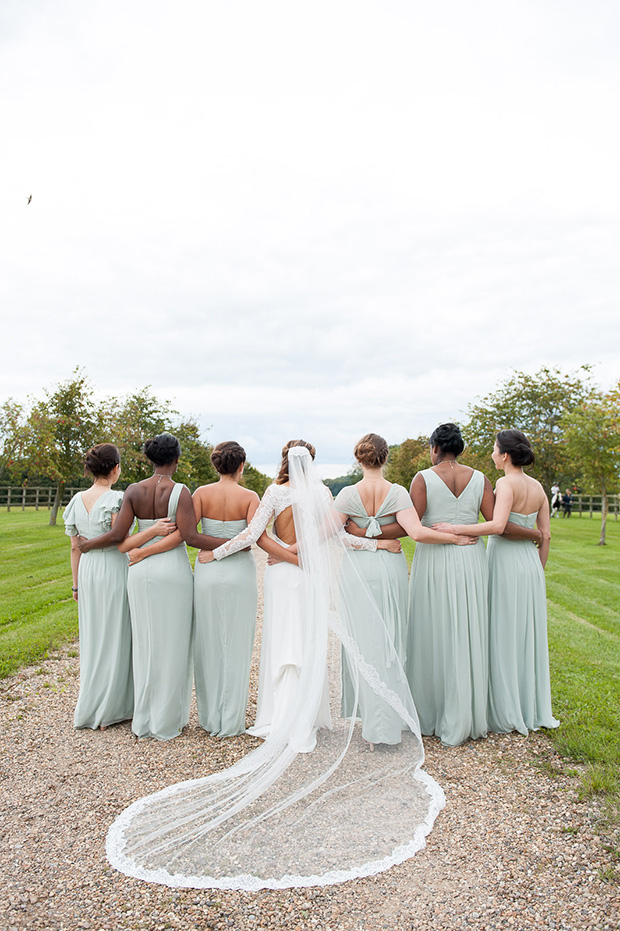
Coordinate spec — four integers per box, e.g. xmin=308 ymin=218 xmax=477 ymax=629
xmin=487 ymin=536 xmax=559 ymax=734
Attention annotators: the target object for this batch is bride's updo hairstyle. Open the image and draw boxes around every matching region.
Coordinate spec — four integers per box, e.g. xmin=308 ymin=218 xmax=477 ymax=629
xmin=430 ymin=422 xmax=465 ymax=457
xmin=143 ymin=433 xmax=182 ymax=467
xmin=211 ymin=441 xmax=246 ymax=476
xmin=496 ymin=429 xmax=535 ymax=467
xmin=275 ymin=439 xmax=316 ymax=485
xmin=354 ymin=433 xmax=389 ymax=469
xmin=84 ymin=443 xmax=120 ymax=478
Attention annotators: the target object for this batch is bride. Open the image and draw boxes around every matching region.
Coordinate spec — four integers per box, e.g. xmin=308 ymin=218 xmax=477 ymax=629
xmin=105 ymin=440 xmax=446 ymax=891
xmin=200 ymin=439 xmax=401 ymax=749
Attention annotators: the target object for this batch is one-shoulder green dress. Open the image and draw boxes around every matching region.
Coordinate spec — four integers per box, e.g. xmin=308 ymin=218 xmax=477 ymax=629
xmin=63 ymin=490 xmax=133 ymax=729
xmin=407 ymin=469 xmax=489 ymax=746
xmin=193 ymin=517 xmax=258 ymax=737
xmin=334 ymin=483 xmax=411 ymax=745
xmin=487 ymin=511 xmax=559 ymax=734
xmin=128 ymin=482 xmax=194 ymax=740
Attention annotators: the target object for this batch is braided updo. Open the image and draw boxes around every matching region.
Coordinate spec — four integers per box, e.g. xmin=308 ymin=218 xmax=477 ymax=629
xmin=429 ymin=422 xmax=465 ymax=457
xmin=143 ymin=433 xmax=181 ymax=467
xmin=84 ymin=443 xmax=120 ymax=478
xmin=275 ymin=440 xmax=316 ymax=485
xmin=354 ymin=433 xmax=389 ymax=469
xmin=496 ymin=429 xmax=535 ymax=467
xmin=211 ymin=441 xmax=246 ymax=476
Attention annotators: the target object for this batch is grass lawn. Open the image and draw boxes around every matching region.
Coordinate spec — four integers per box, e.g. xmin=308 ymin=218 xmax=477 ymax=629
xmin=2 ymin=509 xmax=619 ymax=829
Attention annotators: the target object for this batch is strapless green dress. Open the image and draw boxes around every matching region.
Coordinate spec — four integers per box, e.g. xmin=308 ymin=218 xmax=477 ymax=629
xmin=487 ymin=511 xmax=559 ymax=734
xmin=193 ymin=517 xmax=258 ymax=736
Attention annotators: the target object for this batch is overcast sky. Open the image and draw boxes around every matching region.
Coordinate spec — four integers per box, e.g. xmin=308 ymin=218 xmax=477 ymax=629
xmin=2 ymin=1 xmax=618 ymax=476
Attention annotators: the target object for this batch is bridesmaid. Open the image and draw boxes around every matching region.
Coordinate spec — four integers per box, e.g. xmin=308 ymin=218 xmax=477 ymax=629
xmin=435 ymin=430 xmax=558 ymax=734
xmin=192 ymin=441 xmax=259 ymax=737
xmin=78 ymin=434 xmax=224 ymax=740
xmin=407 ymin=423 xmax=494 ymax=746
xmin=334 ymin=433 xmax=478 ymax=747
xmin=64 ymin=444 xmax=174 ymax=730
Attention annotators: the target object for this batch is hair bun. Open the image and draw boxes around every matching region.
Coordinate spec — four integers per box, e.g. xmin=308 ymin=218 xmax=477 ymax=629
xmin=211 ymin=441 xmax=246 ymax=475
xmin=354 ymin=434 xmax=389 ymax=469
xmin=496 ymin=429 xmax=535 ymax=467
xmin=84 ymin=443 xmax=120 ymax=478
xmin=429 ymin=423 xmax=465 ymax=457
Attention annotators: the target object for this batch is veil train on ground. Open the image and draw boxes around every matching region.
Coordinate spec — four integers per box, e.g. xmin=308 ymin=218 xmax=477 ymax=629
xmin=106 ymin=447 xmax=445 ymax=890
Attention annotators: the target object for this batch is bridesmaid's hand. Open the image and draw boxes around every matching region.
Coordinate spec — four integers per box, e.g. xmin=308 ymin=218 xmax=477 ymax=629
xmin=377 ymin=539 xmax=402 ymax=553
xmin=128 ymin=548 xmax=146 ymax=566
xmin=76 ymin=535 xmax=91 ymax=553
xmin=432 ymin=522 xmax=463 ymax=534
xmin=198 ymin=549 xmax=215 ymax=564
xmin=452 ymin=535 xmax=478 ymax=546
xmin=153 ymin=518 xmax=177 ymax=535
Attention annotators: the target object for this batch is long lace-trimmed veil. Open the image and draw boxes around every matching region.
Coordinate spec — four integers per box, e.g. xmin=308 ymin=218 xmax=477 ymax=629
xmin=106 ymin=446 xmax=445 ymax=890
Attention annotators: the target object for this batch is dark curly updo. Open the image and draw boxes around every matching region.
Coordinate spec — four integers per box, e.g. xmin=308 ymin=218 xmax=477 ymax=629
xmin=143 ymin=433 xmax=181 ymax=467
xmin=275 ymin=439 xmax=316 ymax=485
xmin=84 ymin=443 xmax=120 ymax=478
xmin=354 ymin=433 xmax=389 ymax=469
xmin=429 ymin=422 xmax=465 ymax=457
xmin=211 ymin=441 xmax=247 ymax=476
xmin=496 ymin=429 xmax=535 ymax=467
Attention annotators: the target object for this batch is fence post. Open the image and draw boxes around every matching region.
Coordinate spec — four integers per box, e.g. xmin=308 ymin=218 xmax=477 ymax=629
xmin=7 ymin=487 xmax=11 ymax=512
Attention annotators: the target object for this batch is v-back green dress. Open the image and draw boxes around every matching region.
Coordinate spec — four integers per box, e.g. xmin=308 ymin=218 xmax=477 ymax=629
xmin=193 ymin=517 xmax=258 ymax=737
xmin=407 ymin=468 xmax=489 ymax=747
xmin=334 ymin=483 xmax=411 ymax=745
xmin=128 ymin=482 xmax=194 ymax=741
xmin=64 ymin=490 xmax=133 ymax=729
xmin=487 ymin=512 xmax=559 ymax=734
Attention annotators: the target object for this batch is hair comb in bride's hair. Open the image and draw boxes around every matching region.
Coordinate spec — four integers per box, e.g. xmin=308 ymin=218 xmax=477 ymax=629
xmin=288 ymin=446 xmax=311 ymax=459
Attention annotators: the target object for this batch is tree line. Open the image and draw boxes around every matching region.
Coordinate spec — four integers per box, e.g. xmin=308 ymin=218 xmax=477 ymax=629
xmin=324 ymin=366 xmax=620 ymax=545
xmin=0 ymin=370 xmax=271 ymax=525
xmin=2 ymin=366 xmax=619 ymax=542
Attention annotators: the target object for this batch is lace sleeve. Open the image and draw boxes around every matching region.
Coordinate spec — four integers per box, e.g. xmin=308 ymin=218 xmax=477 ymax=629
xmin=213 ymin=488 xmax=275 ymax=560
xmin=339 ymin=526 xmax=377 ymax=551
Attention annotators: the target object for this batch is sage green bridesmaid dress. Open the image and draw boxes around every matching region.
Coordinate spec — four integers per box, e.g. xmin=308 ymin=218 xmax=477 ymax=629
xmin=407 ymin=469 xmax=489 ymax=747
xmin=193 ymin=517 xmax=258 ymax=737
xmin=334 ymin=483 xmax=411 ymax=745
xmin=63 ymin=490 xmax=133 ymax=729
xmin=487 ymin=512 xmax=559 ymax=734
xmin=128 ymin=482 xmax=194 ymax=741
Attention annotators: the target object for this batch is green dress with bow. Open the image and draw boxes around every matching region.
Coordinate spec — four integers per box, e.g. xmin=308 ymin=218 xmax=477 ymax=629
xmin=334 ymin=483 xmax=411 ymax=745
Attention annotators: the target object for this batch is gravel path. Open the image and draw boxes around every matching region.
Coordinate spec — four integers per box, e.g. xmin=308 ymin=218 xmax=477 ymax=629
xmin=1 ymin=550 xmax=618 ymax=931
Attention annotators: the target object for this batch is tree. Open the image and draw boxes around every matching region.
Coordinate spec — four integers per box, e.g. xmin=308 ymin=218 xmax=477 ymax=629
xmin=562 ymin=387 xmax=620 ymax=545
xmin=323 ymin=466 xmax=362 ymax=497
xmin=20 ymin=370 xmax=102 ymax=525
xmin=464 ymin=366 xmax=595 ymax=491
xmin=241 ymin=462 xmax=272 ymax=496
xmin=384 ymin=436 xmax=431 ymax=489
xmin=0 ymin=399 xmax=24 ymax=480
xmin=103 ymin=388 xmax=219 ymax=487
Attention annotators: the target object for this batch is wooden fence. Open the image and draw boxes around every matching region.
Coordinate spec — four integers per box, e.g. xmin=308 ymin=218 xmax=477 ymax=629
xmin=1 ymin=486 xmax=619 ymax=517
xmin=0 ymin=486 xmax=85 ymax=511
